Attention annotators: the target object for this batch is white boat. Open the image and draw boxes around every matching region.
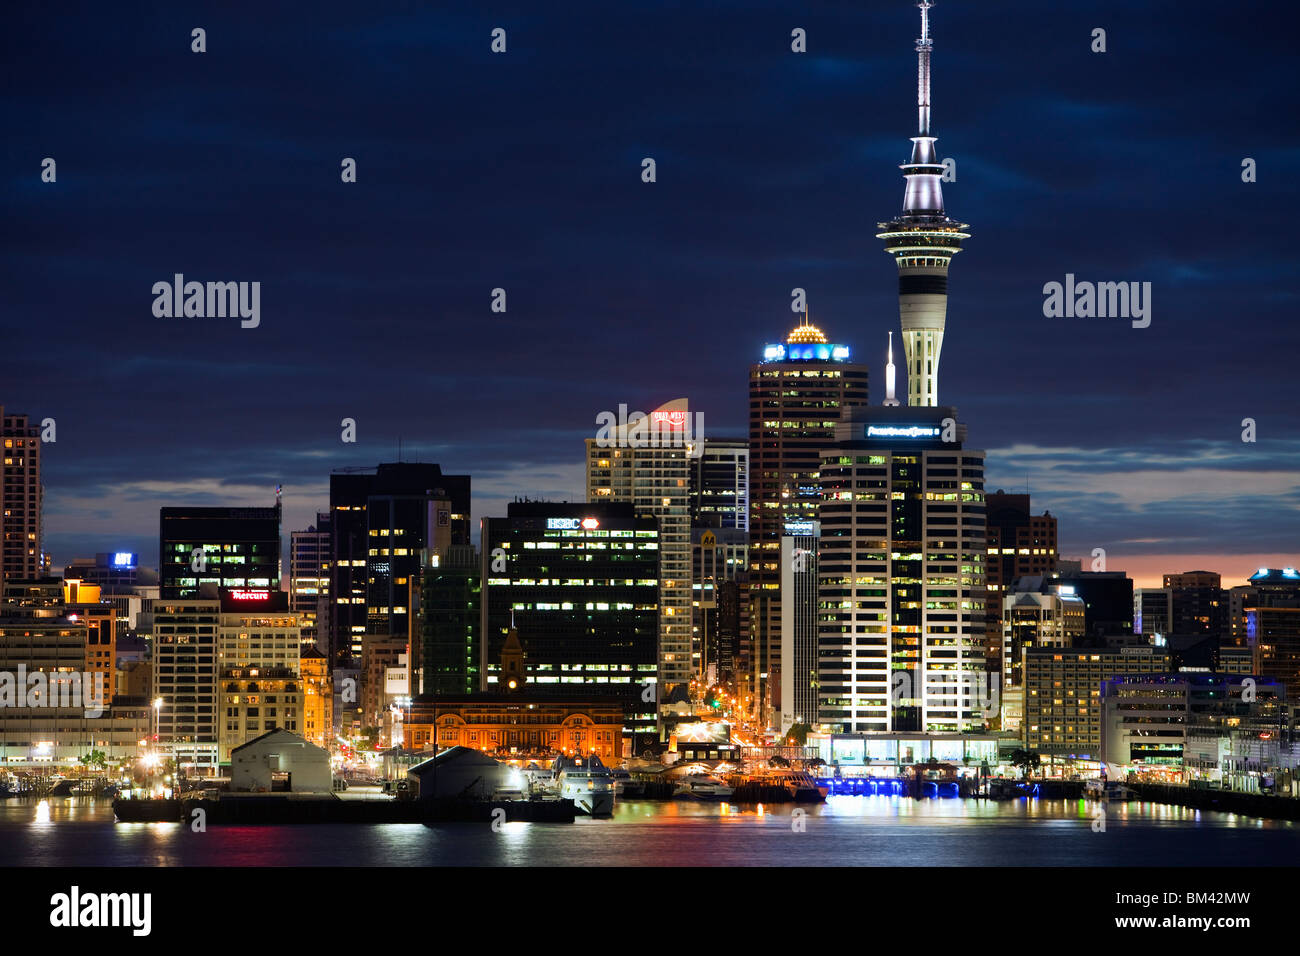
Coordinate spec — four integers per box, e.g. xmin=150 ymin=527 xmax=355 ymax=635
xmin=674 ymin=775 xmax=734 ymax=801
xmin=1085 ymin=778 xmax=1135 ymax=801
xmin=750 ymin=768 xmax=829 ymax=802
xmin=554 ymin=756 xmax=615 ymax=817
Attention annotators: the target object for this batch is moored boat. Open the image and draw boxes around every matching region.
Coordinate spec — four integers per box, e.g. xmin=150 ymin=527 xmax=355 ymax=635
xmin=554 ymin=755 xmax=615 ymax=817
xmin=1085 ymin=778 xmax=1135 ymax=801
xmin=673 ymin=775 xmax=734 ymax=801
xmin=607 ymin=766 xmax=644 ymax=798
xmin=746 ymin=768 xmax=829 ymax=802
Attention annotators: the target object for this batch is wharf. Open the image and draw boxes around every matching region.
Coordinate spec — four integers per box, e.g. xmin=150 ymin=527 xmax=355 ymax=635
xmin=1126 ymin=782 xmax=1300 ymax=821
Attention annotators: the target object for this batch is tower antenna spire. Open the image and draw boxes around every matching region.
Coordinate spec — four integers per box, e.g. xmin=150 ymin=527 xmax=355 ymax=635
xmin=917 ymin=1 xmax=933 ymax=136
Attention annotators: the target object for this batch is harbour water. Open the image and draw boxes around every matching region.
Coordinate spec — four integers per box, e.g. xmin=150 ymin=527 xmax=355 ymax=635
xmin=2 ymin=795 xmax=1297 ymax=866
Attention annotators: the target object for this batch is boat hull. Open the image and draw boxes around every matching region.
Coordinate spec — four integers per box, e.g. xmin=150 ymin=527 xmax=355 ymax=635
xmin=570 ymin=790 xmax=614 ymax=816
xmin=676 ymin=790 xmax=734 ymax=801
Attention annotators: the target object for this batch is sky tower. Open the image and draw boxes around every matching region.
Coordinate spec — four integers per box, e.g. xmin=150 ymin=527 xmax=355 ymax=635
xmin=877 ymin=1 xmax=970 ymax=408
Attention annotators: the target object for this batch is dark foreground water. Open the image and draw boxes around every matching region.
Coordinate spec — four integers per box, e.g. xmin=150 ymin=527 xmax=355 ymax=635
xmin=1 ymin=795 xmax=1296 ymax=866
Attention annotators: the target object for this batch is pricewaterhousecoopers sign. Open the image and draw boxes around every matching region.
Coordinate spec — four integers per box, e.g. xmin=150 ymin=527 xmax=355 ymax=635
xmin=865 ymin=425 xmax=941 ymax=439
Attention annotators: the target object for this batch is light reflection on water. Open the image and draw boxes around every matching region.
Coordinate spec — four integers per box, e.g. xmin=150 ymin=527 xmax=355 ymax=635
xmin=1 ymin=796 xmax=1295 ymax=867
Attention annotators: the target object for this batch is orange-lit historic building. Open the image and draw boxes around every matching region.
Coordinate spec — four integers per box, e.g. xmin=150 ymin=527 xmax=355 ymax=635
xmin=300 ymin=646 xmax=333 ymax=750
xmin=402 ymin=629 xmax=624 ymax=759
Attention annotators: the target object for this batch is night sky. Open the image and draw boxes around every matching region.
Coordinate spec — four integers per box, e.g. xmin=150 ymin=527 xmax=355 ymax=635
xmin=4 ymin=1 xmax=1297 ymax=587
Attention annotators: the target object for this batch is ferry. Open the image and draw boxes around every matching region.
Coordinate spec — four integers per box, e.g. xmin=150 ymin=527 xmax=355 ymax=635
xmin=554 ymin=756 xmax=615 ymax=817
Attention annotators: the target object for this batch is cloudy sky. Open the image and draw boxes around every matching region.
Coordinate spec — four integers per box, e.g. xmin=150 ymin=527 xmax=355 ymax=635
xmin=4 ymin=1 xmax=1297 ymax=587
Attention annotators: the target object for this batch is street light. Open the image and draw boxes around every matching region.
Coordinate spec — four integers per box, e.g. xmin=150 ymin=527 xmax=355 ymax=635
xmin=151 ymin=698 xmax=164 ymax=794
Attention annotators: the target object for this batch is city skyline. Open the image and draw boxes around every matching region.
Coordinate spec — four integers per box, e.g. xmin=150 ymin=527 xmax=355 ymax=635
xmin=6 ymin=2 xmax=1297 ymax=586
xmin=4 ymin=2 xmax=1300 ymax=907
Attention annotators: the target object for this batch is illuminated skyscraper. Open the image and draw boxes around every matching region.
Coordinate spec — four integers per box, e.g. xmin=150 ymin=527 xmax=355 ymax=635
xmin=877 ymin=1 xmax=970 ymax=408
xmin=289 ymin=513 xmax=330 ymax=651
xmin=586 ymin=399 xmax=694 ymax=694
xmin=0 ymin=406 xmax=43 ymax=584
xmin=480 ymin=501 xmax=660 ymax=751
xmin=159 ymin=503 xmax=281 ymax=600
xmin=984 ymin=492 xmax=1058 ymax=670
xmin=746 ymin=318 xmax=868 ymax=728
xmin=689 ymin=437 xmax=749 ymax=682
xmin=1245 ymin=568 xmax=1300 ymax=700
xmin=327 ymin=463 xmax=470 ymax=664
xmin=216 ymin=588 xmax=302 ymax=763
xmin=817 ymin=403 xmax=987 ymax=733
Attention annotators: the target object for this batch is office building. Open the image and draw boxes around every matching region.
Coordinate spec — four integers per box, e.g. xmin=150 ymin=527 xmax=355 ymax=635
xmin=0 ymin=603 xmax=147 ymax=770
xmin=689 ymin=437 xmax=749 ymax=530
xmin=362 ymin=637 xmax=407 ymax=747
xmin=1002 ymin=576 xmax=1085 ymax=688
xmin=0 ymin=578 xmax=115 ymax=710
xmin=1102 ymin=673 xmax=1286 ymax=776
xmin=63 ymin=578 xmax=116 ymax=707
xmin=748 ymin=320 xmax=869 ymax=726
xmin=1226 ymin=584 xmax=1259 ymax=648
xmin=289 ymin=513 xmax=331 ymax=650
xmin=586 ymin=400 xmax=693 ymax=694
xmin=480 ymin=501 xmax=659 ymax=750
xmin=779 ymin=526 xmax=820 ymax=732
xmin=689 ymin=436 xmax=749 ymax=683
xmin=817 ymin=403 xmax=987 ymax=735
xmin=1184 ymin=675 xmax=1291 ymax=792
xmin=692 ymin=527 xmax=746 ymax=681
xmin=1164 ymin=570 xmax=1227 ymax=639
xmin=62 ymin=553 xmax=157 ymax=640
xmin=1057 ymin=570 xmax=1133 ymax=638
xmin=62 ymin=552 xmax=148 ymax=594
xmin=1245 ymin=568 xmax=1300 ymax=699
xmin=152 ymin=595 xmax=221 ymax=773
xmin=984 ymin=492 xmax=1057 ymax=671
xmin=216 ymin=588 xmax=302 ymax=763
xmin=0 ymin=406 xmax=42 ymax=584
xmin=1022 ymin=645 xmax=1169 ymax=759
xmin=419 ymin=546 xmax=481 ymax=697
xmin=159 ymin=503 xmax=282 ymax=600
xmin=1134 ymin=587 xmax=1173 ymax=639
xmin=328 ymin=462 xmax=470 ymax=664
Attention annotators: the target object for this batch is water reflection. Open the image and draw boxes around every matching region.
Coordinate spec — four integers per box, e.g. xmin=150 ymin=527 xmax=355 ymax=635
xmin=1 ymin=796 xmax=1297 ymax=867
